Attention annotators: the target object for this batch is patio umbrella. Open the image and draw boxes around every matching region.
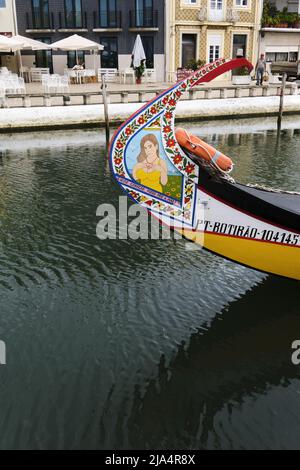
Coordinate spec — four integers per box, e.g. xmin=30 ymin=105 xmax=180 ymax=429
xmin=11 ymin=35 xmax=52 ymax=77
xmin=50 ymin=34 xmax=103 ymax=69
xmin=0 ymin=34 xmax=24 ymax=52
xmin=131 ymin=34 xmax=146 ymax=68
xmin=12 ymin=35 xmax=52 ymax=51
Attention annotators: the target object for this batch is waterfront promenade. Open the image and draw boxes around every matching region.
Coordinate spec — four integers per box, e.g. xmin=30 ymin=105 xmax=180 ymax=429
xmin=1 ymin=80 xmax=300 ymax=132
xmin=1 ymin=95 xmax=300 ymax=132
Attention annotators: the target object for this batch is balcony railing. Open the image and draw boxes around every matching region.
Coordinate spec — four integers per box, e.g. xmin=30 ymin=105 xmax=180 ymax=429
xmin=129 ymin=9 xmax=158 ymax=28
xmin=59 ymin=11 xmax=87 ymax=29
xmin=26 ymin=12 xmax=55 ymax=30
xmin=198 ymin=7 xmax=239 ymax=23
xmin=93 ymin=10 xmax=122 ymax=29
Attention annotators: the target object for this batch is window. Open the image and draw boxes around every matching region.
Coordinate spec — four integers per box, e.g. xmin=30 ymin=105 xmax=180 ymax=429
xmin=65 ymin=0 xmax=82 ymax=28
xmin=209 ymin=0 xmax=223 ymax=21
xmin=35 ymin=38 xmax=53 ymax=73
xmin=183 ymin=0 xmax=197 ymax=4
xmin=32 ymin=0 xmax=50 ymax=29
xmin=181 ymin=34 xmax=197 ymax=68
xmin=208 ymin=34 xmax=222 ymax=63
xmin=100 ymin=37 xmax=118 ymax=68
xmin=136 ymin=0 xmax=153 ymax=27
xmin=141 ymin=36 xmax=154 ymax=68
xmin=209 ymin=45 xmax=219 ymax=62
xmin=289 ymin=51 xmax=298 ymax=62
xmin=0 ymin=0 xmax=6 ymax=8
xmin=99 ymin=0 xmax=117 ymax=28
xmin=235 ymin=0 xmax=248 ymax=6
xmin=210 ymin=0 xmax=222 ymax=10
xmin=266 ymin=52 xmax=289 ymax=62
xmin=67 ymin=51 xmax=85 ymax=68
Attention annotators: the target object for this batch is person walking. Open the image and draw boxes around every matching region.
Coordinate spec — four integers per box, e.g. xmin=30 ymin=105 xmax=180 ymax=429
xmin=255 ymin=53 xmax=266 ymax=86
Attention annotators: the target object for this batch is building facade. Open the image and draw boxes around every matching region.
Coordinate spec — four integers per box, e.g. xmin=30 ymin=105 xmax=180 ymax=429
xmin=165 ymin=0 xmax=263 ymax=81
xmin=260 ymin=0 xmax=300 ymax=63
xmin=0 ymin=0 xmax=18 ymax=70
xmin=14 ymin=0 xmax=165 ymax=80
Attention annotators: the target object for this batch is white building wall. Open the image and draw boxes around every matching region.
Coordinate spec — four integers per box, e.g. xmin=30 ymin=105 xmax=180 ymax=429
xmin=0 ymin=0 xmax=16 ymax=35
xmin=0 ymin=0 xmax=18 ymax=71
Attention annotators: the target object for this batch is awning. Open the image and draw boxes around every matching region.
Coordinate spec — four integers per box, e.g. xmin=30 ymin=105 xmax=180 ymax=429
xmin=265 ymin=45 xmax=299 ymax=53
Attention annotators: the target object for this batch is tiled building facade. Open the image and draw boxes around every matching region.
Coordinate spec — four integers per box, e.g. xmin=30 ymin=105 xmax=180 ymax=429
xmin=14 ymin=0 xmax=165 ymax=80
xmin=166 ymin=0 xmax=263 ymax=81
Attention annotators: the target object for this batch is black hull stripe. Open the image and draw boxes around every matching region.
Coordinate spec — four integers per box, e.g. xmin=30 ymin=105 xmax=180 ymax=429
xmin=197 ymin=169 xmax=300 ymax=233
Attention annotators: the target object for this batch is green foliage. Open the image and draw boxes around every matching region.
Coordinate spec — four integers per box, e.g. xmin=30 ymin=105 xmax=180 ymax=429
xmin=234 ymin=66 xmax=250 ymax=76
xmin=134 ymin=61 xmax=145 ymax=79
xmin=185 ymin=59 xmax=206 ymax=71
xmin=262 ymin=0 xmax=300 ymax=27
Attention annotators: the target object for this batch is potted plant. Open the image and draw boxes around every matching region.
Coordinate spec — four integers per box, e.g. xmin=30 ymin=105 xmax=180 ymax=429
xmin=232 ymin=66 xmax=251 ymax=85
xmin=291 ymin=13 xmax=300 ymax=28
xmin=186 ymin=59 xmax=206 ymax=71
xmin=134 ymin=60 xmax=145 ymax=84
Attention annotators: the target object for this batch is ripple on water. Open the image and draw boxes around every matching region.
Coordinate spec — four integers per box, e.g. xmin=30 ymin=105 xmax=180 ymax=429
xmin=0 ymin=124 xmax=299 ymax=449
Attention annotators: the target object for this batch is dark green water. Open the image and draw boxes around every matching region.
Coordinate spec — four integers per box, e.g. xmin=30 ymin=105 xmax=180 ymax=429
xmin=0 ymin=118 xmax=299 ymax=449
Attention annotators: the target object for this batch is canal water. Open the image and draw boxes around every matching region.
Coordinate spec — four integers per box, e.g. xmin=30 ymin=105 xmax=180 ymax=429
xmin=0 ymin=116 xmax=299 ymax=450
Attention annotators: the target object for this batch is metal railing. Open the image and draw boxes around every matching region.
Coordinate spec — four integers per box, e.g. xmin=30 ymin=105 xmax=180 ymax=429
xmin=198 ymin=7 xmax=239 ymax=22
xmin=129 ymin=9 xmax=158 ymax=28
xmin=59 ymin=11 xmax=87 ymax=29
xmin=93 ymin=10 xmax=122 ymax=28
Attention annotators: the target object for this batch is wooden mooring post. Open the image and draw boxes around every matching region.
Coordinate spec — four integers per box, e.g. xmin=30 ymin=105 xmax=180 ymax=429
xmin=277 ymin=73 xmax=287 ymax=132
xmin=101 ymin=77 xmax=110 ymax=145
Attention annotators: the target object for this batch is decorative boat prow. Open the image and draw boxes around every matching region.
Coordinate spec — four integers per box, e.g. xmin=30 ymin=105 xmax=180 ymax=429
xmin=110 ymin=58 xmax=300 ymax=280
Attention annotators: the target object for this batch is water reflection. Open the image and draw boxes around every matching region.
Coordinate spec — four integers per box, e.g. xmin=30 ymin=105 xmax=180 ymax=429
xmin=0 ymin=120 xmax=299 ymax=449
xmin=126 ymin=276 xmax=300 ymax=450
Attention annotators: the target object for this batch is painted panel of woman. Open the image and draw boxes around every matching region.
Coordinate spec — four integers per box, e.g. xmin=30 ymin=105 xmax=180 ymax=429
xmin=133 ymin=134 xmax=168 ymax=193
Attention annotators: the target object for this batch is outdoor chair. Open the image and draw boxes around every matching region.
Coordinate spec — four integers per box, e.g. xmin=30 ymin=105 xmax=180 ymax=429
xmin=42 ymin=74 xmax=70 ymax=94
xmin=64 ymin=69 xmax=77 ymax=84
xmin=0 ymin=82 xmax=6 ymax=107
xmin=145 ymin=69 xmax=156 ymax=83
xmin=30 ymin=68 xmax=50 ymax=82
xmin=0 ymin=67 xmax=9 ymax=75
xmin=83 ymin=69 xmax=97 ymax=83
xmin=119 ymin=68 xmax=135 ymax=84
xmin=0 ymin=76 xmax=25 ymax=94
xmin=98 ymin=68 xmax=118 ymax=83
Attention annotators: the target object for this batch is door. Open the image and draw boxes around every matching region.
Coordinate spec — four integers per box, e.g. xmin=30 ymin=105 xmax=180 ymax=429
xmin=35 ymin=38 xmax=53 ymax=73
xmin=141 ymin=36 xmax=154 ymax=68
xmin=100 ymin=37 xmax=118 ymax=68
xmin=232 ymin=34 xmax=247 ymax=59
xmin=208 ymin=34 xmax=222 ymax=63
xmin=209 ymin=0 xmax=223 ymax=21
xmin=181 ymin=34 xmax=197 ymax=68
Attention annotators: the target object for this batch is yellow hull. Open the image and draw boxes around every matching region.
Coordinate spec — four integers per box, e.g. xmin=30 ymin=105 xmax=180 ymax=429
xmin=177 ymin=229 xmax=300 ymax=280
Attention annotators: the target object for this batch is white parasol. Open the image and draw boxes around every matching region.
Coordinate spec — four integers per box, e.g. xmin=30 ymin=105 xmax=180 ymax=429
xmin=0 ymin=34 xmax=24 ymax=52
xmin=131 ymin=34 xmax=146 ymax=68
xmin=50 ymin=34 xmax=104 ymax=70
